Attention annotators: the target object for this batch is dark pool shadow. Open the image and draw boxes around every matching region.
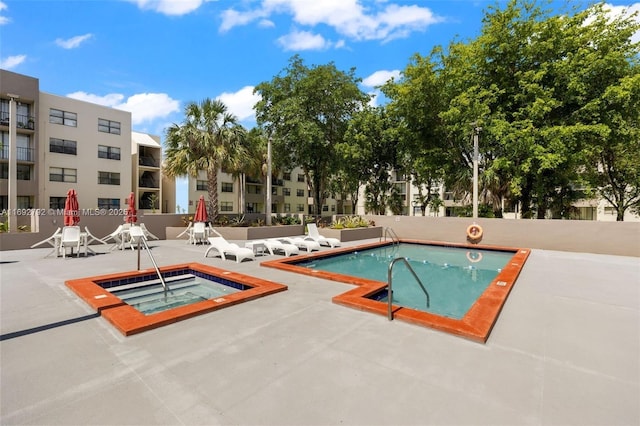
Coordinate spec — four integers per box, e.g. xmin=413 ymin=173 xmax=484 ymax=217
xmin=0 ymin=313 xmax=101 ymax=341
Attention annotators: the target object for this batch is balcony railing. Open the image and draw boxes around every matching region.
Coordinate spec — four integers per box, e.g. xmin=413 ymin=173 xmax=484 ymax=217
xmin=0 ymin=111 xmax=35 ymax=130
xmin=0 ymin=146 xmax=35 ymax=162
xmin=139 ymin=156 xmax=159 ymax=167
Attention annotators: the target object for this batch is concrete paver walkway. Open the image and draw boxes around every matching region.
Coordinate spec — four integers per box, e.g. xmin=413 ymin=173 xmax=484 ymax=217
xmin=1 ymin=239 xmax=638 ymax=425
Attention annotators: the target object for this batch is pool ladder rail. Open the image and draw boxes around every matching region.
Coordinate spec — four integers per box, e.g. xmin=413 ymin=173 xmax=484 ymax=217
xmin=381 ymin=227 xmax=400 ymax=245
xmin=387 ymin=257 xmax=430 ymax=321
xmin=129 ymin=226 xmax=169 ymax=297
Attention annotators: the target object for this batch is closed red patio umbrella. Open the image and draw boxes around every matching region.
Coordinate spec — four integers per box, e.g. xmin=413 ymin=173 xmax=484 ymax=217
xmin=63 ymin=189 xmax=79 ymax=226
xmin=194 ymin=195 xmax=208 ymax=223
xmin=125 ymin=192 xmax=137 ymax=224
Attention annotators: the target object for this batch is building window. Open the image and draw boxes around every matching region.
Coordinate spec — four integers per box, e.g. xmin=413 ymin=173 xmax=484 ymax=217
xmin=98 ymin=118 xmax=121 ymax=135
xmin=322 ymin=205 xmax=329 ymax=212
xmin=272 ymin=187 xmax=278 ymax=195
xmin=247 ymin=185 xmax=261 ymax=195
xmin=0 ymin=163 xmax=6 ymax=179
xmin=331 ymin=205 xmax=336 ymax=212
xmin=98 ymin=198 xmax=120 ymax=209
xmin=0 ymin=196 xmax=6 ymax=210
xmin=17 ymin=196 xmax=32 ymax=209
xmin=50 ymin=197 xmax=66 ymax=209
xmin=246 ymin=203 xmax=259 ymax=213
xmin=98 ymin=145 xmax=121 ymax=160
xmin=284 ymin=203 xmax=291 ymax=212
xmin=50 ymin=138 xmax=77 ymax=155
xmin=17 ymin=164 xmax=31 ymax=180
xmin=221 ymin=182 xmax=233 ymax=193
xmin=220 ymin=201 xmax=233 ymax=212
xmin=98 ymin=171 xmax=120 ymax=185
xmin=50 ymin=167 xmax=77 ymax=183
xmin=196 ymin=180 xmax=207 ymax=191
xmin=297 ymin=173 xmax=305 ymax=182
xmin=296 ymin=189 xmax=305 ymax=197
xmin=283 ymin=187 xmax=291 ymax=196
xmin=297 ymin=204 xmax=305 ymax=212
xmin=283 ymin=171 xmax=291 ymax=181
xmin=49 ymin=108 xmax=77 ymax=127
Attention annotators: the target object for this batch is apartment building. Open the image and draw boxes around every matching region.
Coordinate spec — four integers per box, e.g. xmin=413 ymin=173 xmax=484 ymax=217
xmin=1 ymin=70 xmax=174 ymax=232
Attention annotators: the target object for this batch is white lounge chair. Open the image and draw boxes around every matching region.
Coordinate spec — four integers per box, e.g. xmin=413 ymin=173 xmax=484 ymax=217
xmin=306 ymin=223 xmax=341 ymax=248
xmin=204 ymin=237 xmax=255 ymax=263
xmin=139 ymin=223 xmax=159 ymax=240
xmin=102 ymin=225 xmax=126 ymax=250
xmin=30 ymin=227 xmax=62 ymax=258
xmin=60 ymin=226 xmax=82 ymax=258
xmin=277 ymin=237 xmax=320 ymax=253
xmin=262 ymin=239 xmax=300 ymax=256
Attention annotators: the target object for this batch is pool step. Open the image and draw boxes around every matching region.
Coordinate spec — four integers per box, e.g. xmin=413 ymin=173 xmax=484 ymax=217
xmin=109 ymin=274 xmax=196 ymax=292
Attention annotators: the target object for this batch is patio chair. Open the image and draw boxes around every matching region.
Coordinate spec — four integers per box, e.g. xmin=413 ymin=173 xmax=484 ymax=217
xmin=102 ymin=225 xmax=125 ymax=250
xmin=60 ymin=226 xmax=82 ymax=258
xmin=277 ymin=237 xmax=321 ymax=253
xmin=262 ymin=239 xmax=300 ymax=256
xmin=190 ymin=222 xmax=207 ymax=245
xmin=305 ymin=223 xmax=341 ymax=248
xmin=204 ymin=236 xmax=255 ymax=263
xmin=30 ymin=227 xmax=62 ymax=258
xmin=139 ymin=223 xmax=160 ymax=240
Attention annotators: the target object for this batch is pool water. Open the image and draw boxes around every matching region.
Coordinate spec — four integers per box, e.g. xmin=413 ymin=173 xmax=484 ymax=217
xmin=110 ymin=275 xmax=240 ymax=315
xmin=296 ymin=243 xmax=513 ymax=319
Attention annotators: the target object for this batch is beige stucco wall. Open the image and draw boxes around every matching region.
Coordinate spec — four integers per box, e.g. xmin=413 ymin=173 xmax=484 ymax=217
xmin=367 ymin=215 xmax=640 ymax=257
xmin=38 ymin=92 xmax=132 ymax=210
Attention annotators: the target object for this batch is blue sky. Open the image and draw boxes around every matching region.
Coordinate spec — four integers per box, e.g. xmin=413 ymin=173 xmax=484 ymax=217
xmin=1 ymin=0 xmax=638 ymax=210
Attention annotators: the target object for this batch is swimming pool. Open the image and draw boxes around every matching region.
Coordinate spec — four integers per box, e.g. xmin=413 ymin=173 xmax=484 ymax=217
xmin=262 ymin=240 xmax=530 ymax=342
xmin=66 ymin=263 xmax=287 ymax=336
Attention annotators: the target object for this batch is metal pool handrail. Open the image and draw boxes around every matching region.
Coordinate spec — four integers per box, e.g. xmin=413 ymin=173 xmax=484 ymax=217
xmin=387 ymin=257 xmax=430 ymax=321
xmin=381 ymin=227 xmax=400 ymax=245
xmin=131 ymin=227 xmax=169 ymax=297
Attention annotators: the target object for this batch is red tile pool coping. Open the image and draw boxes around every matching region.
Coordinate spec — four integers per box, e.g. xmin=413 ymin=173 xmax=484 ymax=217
xmin=261 ymin=240 xmax=530 ymax=343
xmin=66 ymin=262 xmax=287 ymax=336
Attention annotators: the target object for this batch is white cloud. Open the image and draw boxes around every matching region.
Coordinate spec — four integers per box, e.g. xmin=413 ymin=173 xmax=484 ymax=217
xmin=0 ymin=1 xmax=9 ymax=25
xmin=55 ymin=33 xmax=93 ymax=49
xmin=0 ymin=54 xmax=26 ymax=69
xmin=277 ymin=29 xmax=331 ymax=51
xmin=219 ymin=0 xmax=443 ymax=43
xmin=128 ymin=0 xmax=205 ymax=16
xmin=216 ymin=86 xmax=260 ymax=122
xmin=67 ymin=91 xmax=180 ymax=125
xmin=601 ymin=2 xmax=640 ymax=43
xmin=362 ymin=69 xmax=400 ymax=87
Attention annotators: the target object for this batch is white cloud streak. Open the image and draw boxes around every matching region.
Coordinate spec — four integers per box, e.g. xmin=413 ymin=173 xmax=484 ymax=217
xmin=0 ymin=54 xmax=26 ymax=69
xmin=128 ymin=0 xmax=206 ymax=16
xmin=362 ymin=69 xmax=401 ymax=87
xmin=220 ymin=0 xmax=443 ymax=44
xmin=0 ymin=1 xmax=9 ymax=25
xmin=216 ymin=86 xmax=260 ymax=122
xmin=67 ymin=91 xmax=180 ymax=125
xmin=55 ymin=33 xmax=93 ymax=49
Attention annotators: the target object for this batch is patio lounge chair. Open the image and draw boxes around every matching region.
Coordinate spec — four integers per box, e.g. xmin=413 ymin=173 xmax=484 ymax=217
xmin=262 ymin=239 xmax=300 ymax=256
xmin=305 ymin=223 xmax=341 ymax=248
xmin=60 ymin=226 xmax=82 ymax=258
xmin=204 ymin=236 xmax=255 ymax=263
xmin=277 ymin=237 xmax=320 ymax=253
xmin=102 ymin=225 xmax=126 ymax=250
xmin=139 ymin=223 xmax=159 ymax=240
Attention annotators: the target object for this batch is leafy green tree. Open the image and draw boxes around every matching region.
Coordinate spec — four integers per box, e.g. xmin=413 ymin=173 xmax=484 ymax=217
xmin=254 ymin=55 xmax=369 ymax=216
xmin=337 ymin=106 xmax=398 ymax=216
xmin=164 ymin=99 xmax=247 ymax=223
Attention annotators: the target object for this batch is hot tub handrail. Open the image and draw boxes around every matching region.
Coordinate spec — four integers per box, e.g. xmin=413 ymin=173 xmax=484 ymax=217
xmin=381 ymin=227 xmax=400 ymax=245
xmin=387 ymin=257 xmax=429 ymax=321
xmin=131 ymin=227 xmax=169 ymax=297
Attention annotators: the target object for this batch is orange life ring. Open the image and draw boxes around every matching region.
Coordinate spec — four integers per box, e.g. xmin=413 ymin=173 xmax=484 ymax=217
xmin=466 ymin=251 xmax=483 ymax=263
xmin=466 ymin=224 xmax=483 ymax=241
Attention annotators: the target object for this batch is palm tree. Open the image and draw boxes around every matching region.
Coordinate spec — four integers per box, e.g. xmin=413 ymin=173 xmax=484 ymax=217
xmin=164 ymin=99 xmax=247 ymax=224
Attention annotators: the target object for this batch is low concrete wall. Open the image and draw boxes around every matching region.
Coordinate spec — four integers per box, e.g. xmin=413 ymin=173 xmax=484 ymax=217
xmin=321 ymin=226 xmax=383 ymax=242
xmin=367 ymin=215 xmax=640 ymax=257
xmin=205 ymin=225 xmax=305 ymax=241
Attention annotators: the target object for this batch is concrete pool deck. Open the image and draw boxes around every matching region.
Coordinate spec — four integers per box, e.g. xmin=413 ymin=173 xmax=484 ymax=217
xmin=1 ymin=238 xmax=638 ymax=425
